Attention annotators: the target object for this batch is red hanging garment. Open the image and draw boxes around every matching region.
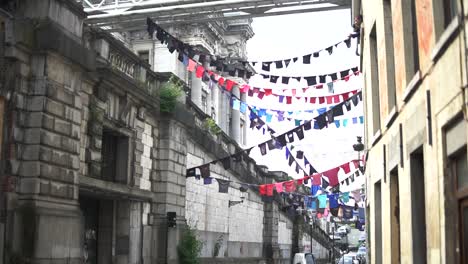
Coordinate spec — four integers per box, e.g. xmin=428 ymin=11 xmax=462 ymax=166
xmin=312 ymin=174 xmax=322 ymax=186
xmin=196 ymin=65 xmax=205 ymax=78
xmin=322 ymin=167 xmax=340 ymax=186
xmin=284 ymin=181 xmax=296 ymax=192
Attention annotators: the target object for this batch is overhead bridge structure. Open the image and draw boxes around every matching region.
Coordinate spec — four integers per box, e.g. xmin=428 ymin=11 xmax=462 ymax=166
xmin=80 ymin=0 xmax=352 ymax=31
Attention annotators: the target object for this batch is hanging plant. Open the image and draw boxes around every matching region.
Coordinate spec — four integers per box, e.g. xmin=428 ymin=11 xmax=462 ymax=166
xmin=204 ymin=118 xmax=222 ymax=135
xmin=160 ymin=75 xmax=183 ymax=113
xmin=177 ymin=225 xmax=203 ymax=264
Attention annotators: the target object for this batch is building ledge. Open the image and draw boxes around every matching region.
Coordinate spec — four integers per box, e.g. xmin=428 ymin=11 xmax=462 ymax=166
xmin=403 ymin=71 xmax=421 ymax=103
xmin=79 ymin=175 xmax=156 ymax=202
xmin=431 ymin=15 xmax=461 ymax=63
xmin=370 ymin=129 xmax=382 ymax=147
xmin=384 ymin=106 xmax=398 ymax=128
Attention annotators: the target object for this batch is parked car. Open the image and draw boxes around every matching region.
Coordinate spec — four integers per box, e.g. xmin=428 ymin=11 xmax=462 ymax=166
xmin=358 ymin=232 xmax=366 ymax=242
xmin=293 ymin=253 xmax=316 ymax=264
xmin=337 ymin=253 xmax=359 ymax=264
xmin=356 ymin=246 xmax=367 ymax=263
xmin=336 ymin=225 xmax=350 ymax=236
xmin=330 ymin=234 xmax=343 ymax=242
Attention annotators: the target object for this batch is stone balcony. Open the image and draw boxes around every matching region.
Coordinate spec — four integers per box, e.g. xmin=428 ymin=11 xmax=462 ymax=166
xmin=85 ymin=27 xmax=162 ymax=104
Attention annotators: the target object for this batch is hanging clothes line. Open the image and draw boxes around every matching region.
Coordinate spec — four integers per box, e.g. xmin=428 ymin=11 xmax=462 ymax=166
xmin=248 ymin=35 xmax=359 ymax=66
xmin=255 ymin=67 xmax=359 ymax=86
xmin=248 ymin=70 xmax=361 ymax=94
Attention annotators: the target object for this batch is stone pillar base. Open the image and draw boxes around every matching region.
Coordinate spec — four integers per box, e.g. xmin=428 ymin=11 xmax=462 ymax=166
xmin=6 ymin=200 xmax=82 ymax=264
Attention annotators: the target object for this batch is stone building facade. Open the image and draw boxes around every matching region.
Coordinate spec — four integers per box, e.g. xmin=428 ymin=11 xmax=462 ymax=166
xmin=129 ymin=18 xmax=253 ymax=146
xmin=0 ymin=0 xmax=333 ymax=263
xmin=358 ymin=0 xmax=468 ymax=263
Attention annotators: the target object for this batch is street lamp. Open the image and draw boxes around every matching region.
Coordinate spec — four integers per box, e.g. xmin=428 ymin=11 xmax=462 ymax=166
xmin=353 ymin=136 xmax=364 ymax=165
xmin=229 ymin=191 xmax=246 ymax=207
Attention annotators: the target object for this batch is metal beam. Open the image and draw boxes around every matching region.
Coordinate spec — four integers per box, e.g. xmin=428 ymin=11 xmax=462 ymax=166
xmin=81 ymin=0 xmax=351 ymax=32
xmin=100 ymin=4 xmax=350 ymax=32
xmin=86 ymin=0 xmax=348 ymax=23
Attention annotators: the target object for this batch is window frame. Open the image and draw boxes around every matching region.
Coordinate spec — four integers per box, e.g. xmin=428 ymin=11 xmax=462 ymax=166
xmin=443 ymin=0 xmax=459 ymax=28
xmin=450 ymin=148 xmax=468 ymax=200
xmin=201 ymin=90 xmax=208 ymax=113
xmin=444 ymin=115 xmax=468 ymax=263
xmin=369 ymin=23 xmax=381 ymax=136
xmin=137 ymin=50 xmax=150 ymax=65
xmin=100 ymin=120 xmax=133 ymax=185
xmin=460 ymin=198 xmax=468 ymax=264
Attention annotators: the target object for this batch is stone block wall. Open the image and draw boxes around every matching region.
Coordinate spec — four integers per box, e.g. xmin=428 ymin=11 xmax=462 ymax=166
xmin=5 ymin=45 xmax=84 ymax=262
xmin=301 ymin=232 xmax=328 ymax=260
xmin=278 ymin=213 xmax=293 ymax=260
xmin=186 ymin=139 xmax=265 ymax=259
xmin=0 ymin=2 xmax=300 ymax=263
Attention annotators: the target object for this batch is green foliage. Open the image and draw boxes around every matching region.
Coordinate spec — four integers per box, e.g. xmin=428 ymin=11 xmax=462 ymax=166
xmin=160 ymin=76 xmax=184 ymax=113
xmin=204 ymin=118 xmax=222 ymax=135
xmin=177 ymin=226 xmax=203 ymax=264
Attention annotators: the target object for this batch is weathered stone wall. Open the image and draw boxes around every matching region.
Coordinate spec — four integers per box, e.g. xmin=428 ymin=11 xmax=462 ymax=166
xmin=301 ymin=232 xmax=328 ymax=260
xmin=0 ymin=1 xmax=163 ymax=263
xmin=0 ymin=2 xmax=304 ymax=264
xmin=186 ymin=139 xmax=265 ymax=259
xmin=278 ymin=212 xmax=293 ymax=259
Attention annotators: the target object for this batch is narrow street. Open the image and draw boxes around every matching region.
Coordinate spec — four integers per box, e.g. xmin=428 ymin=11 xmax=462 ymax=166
xmin=0 ymin=0 xmax=466 ymax=264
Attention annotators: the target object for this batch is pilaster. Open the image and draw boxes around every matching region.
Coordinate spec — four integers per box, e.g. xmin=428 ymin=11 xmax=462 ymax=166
xmin=153 ymin=116 xmax=188 ymax=263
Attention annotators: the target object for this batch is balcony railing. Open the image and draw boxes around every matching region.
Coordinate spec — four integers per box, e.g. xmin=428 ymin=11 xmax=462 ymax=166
xmin=87 ymin=27 xmax=160 ymax=97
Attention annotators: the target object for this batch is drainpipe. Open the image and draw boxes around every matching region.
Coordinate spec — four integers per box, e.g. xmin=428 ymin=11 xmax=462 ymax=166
xmin=140 ymin=202 xmax=144 ymax=264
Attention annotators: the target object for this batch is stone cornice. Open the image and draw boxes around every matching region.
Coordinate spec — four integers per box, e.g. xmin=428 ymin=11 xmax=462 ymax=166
xmin=58 ymin=0 xmax=87 ymax=18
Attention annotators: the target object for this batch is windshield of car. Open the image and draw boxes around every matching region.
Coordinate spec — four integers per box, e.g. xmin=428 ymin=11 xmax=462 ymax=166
xmin=305 ymin=254 xmax=315 ymax=264
xmin=358 ymin=248 xmax=366 ymax=253
xmin=338 ymin=256 xmax=354 ymax=264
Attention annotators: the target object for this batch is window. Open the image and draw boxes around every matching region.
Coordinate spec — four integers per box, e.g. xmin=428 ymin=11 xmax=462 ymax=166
xmin=397 ymin=0 xmax=420 ymax=88
xmin=138 ymin=50 xmax=150 ymax=65
xmin=201 ymin=90 xmax=208 ymax=113
xmin=444 ymin=117 xmax=467 ymax=263
xmin=454 ymin=149 xmax=468 ymax=262
xmin=432 ymin=0 xmax=459 ymax=41
xmin=450 ymin=148 xmax=468 ymax=263
xmin=410 ymin=150 xmax=427 ymax=264
xmin=240 ymin=119 xmax=245 ymax=145
xmin=374 ymin=181 xmax=382 ymax=264
xmin=383 ymin=0 xmax=396 ymax=113
xmin=211 ymin=106 xmax=216 ymax=121
xmin=211 ymin=88 xmax=217 ymax=121
xmin=443 ymin=0 xmax=458 ymax=27
xmin=390 ymin=168 xmax=400 ymax=263
xmin=455 ymin=151 xmax=468 ymax=190
xmin=369 ymin=25 xmax=381 ymax=134
xmin=101 ymin=129 xmax=130 ymax=183
xmin=409 ymin=0 xmax=420 ymax=74
xmin=0 ymin=97 xmax=4 ymax=160
xmin=461 ymin=200 xmax=468 ymax=264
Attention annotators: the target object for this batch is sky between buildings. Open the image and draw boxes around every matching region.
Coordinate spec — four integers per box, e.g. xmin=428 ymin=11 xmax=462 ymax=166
xmin=245 ymin=9 xmax=364 ymax=191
